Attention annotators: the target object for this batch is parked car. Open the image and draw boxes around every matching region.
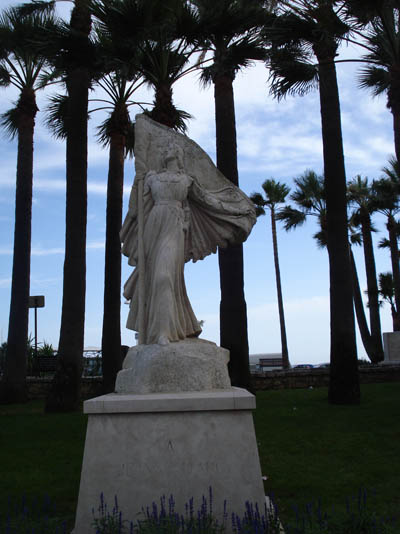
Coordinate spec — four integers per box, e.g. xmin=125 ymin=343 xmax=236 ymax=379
xmin=293 ymin=364 xmax=314 ymax=369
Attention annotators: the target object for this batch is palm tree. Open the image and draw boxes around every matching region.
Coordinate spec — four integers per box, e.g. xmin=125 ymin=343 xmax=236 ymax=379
xmin=250 ymin=180 xmax=291 ymax=369
xmin=94 ymin=73 xmax=138 ymax=393
xmin=92 ymin=0 xmax=200 ymax=132
xmin=344 ymin=2 xmax=400 ymax=162
xmin=0 ymin=7 xmax=56 ymax=403
xmin=191 ymin=0 xmax=267 ymax=390
xmin=45 ymin=71 xmax=140 ymax=393
xmin=264 ymin=1 xmax=360 ymax=404
xmin=372 ymin=158 xmax=400 ymax=330
xmin=16 ymin=0 xmax=95 ymax=411
xmin=378 ymin=272 xmax=399 ymax=331
xmin=347 ymin=176 xmax=384 ymax=362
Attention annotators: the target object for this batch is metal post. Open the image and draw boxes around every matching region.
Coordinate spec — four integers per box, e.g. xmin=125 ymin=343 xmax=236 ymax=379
xmin=34 ymin=306 xmax=38 ymax=358
xmin=28 ymin=296 xmax=45 ymax=358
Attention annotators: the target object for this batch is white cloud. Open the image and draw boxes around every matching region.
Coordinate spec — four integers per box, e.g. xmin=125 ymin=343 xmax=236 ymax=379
xmin=0 ymin=240 xmax=104 ymax=258
xmin=0 ymin=278 xmax=11 ymax=289
xmin=87 ymin=240 xmax=105 ymax=250
xmin=30 ymin=277 xmax=61 ymax=288
xmin=31 ymin=246 xmax=64 ymax=256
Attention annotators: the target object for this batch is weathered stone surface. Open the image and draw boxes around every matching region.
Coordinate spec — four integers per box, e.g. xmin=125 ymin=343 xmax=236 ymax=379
xmin=115 ymin=338 xmax=231 ymax=394
xmin=383 ymin=332 xmax=400 ymax=362
xmin=73 ymin=389 xmax=265 ymax=534
xmin=121 ymin=114 xmax=256 ymax=345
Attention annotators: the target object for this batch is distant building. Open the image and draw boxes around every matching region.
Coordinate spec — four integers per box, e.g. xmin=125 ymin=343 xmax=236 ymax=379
xmin=249 ymin=353 xmax=283 ymax=373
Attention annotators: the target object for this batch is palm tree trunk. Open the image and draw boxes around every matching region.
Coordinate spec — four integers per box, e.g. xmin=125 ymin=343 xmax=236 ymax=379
xmin=1 ymin=88 xmax=37 ymax=403
xmin=392 ymin=108 xmax=400 ymax=163
xmin=101 ymin=130 xmax=125 ymax=393
xmin=150 ymin=83 xmax=176 ymax=129
xmin=360 ymin=215 xmax=384 ymax=361
xmin=214 ymin=73 xmax=252 ymax=391
xmin=317 ymin=52 xmax=360 ymax=404
xmin=389 ymin=72 xmax=400 ymax=162
xmin=349 ymin=247 xmax=375 ymax=361
xmin=46 ymin=0 xmax=91 ymax=412
xmin=270 ymin=207 xmax=289 ymax=368
xmin=387 ymin=214 xmax=400 ymax=330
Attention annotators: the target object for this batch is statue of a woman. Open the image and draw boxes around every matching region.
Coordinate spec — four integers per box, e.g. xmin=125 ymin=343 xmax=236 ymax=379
xmin=121 ymin=115 xmax=256 ymax=345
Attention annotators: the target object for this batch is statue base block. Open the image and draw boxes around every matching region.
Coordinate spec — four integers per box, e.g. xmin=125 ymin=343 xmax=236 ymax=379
xmin=73 ymin=388 xmax=265 ymax=533
xmin=115 ymin=338 xmax=231 ymax=394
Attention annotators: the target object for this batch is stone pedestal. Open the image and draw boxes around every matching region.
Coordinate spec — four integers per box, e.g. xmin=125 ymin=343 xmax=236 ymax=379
xmin=73 ymin=388 xmax=265 ymax=533
xmin=115 ymin=339 xmax=231 ymax=393
xmin=383 ymin=332 xmax=400 ymax=363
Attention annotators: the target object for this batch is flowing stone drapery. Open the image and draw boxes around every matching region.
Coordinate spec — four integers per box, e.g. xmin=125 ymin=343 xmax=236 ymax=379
xmin=121 ymin=115 xmax=256 ymax=345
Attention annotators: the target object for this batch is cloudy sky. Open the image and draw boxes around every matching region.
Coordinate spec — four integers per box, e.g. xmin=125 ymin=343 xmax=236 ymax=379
xmin=0 ymin=2 xmax=396 ymax=364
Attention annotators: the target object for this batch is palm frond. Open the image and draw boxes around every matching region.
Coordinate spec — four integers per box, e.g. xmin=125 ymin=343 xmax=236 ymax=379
xmin=378 ymin=237 xmax=390 ymax=249
xmin=0 ymin=104 xmax=19 ymax=140
xmin=267 ymin=45 xmax=318 ymax=99
xmin=290 ymin=170 xmax=325 ymax=210
xmin=313 ymin=228 xmax=328 ymax=249
xmin=96 ymin=115 xmax=113 ymax=148
xmin=43 ymin=93 xmax=68 ymax=140
xmin=358 ymin=65 xmax=390 ymax=97
xmin=199 ymin=65 xmax=214 ymax=87
xmin=378 ymin=271 xmax=395 ymax=303
xmin=144 ymin=105 xmax=192 ymax=133
xmin=371 ymin=175 xmax=400 ymax=214
xmin=0 ymin=65 xmax=11 ymax=87
xmin=349 ymin=229 xmax=362 ymax=246
xmin=343 ymin=0 xmax=386 ymax=26
xmin=276 ymin=205 xmax=307 ymax=230
xmin=249 ymin=192 xmax=266 ymax=217
xmin=263 ymin=12 xmax=317 ymax=48
xmin=13 ymin=1 xmax=56 ymax=18
xmin=382 ymin=156 xmax=400 ymax=182
xmin=225 ymin=37 xmax=267 ymax=67
xmin=262 ymin=178 xmax=290 ymax=205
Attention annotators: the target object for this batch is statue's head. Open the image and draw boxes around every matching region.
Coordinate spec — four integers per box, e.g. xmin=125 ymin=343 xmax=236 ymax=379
xmin=164 ymin=142 xmax=184 ymax=171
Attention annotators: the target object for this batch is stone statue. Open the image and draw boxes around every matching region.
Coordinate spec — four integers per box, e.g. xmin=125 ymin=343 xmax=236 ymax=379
xmin=120 ymin=114 xmax=256 ymax=346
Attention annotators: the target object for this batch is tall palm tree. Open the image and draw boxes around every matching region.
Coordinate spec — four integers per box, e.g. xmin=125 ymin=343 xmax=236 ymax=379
xmin=17 ymin=0 xmax=95 ymax=411
xmin=191 ymin=0 xmax=267 ymax=390
xmin=250 ymin=180 xmax=291 ymax=369
xmin=0 ymin=7 xmax=56 ymax=403
xmin=46 ymin=0 xmax=92 ymax=412
xmin=94 ymin=73 xmax=139 ymax=393
xmin=264 ymin=1 xmax=360 ymax=404
xmin=345 ymin=2 xmax=400 ymax=162
xmin=347 ymin=176 xmax=384 ymax=362
xmin=45 ymin=71 xmax=140 ymax=393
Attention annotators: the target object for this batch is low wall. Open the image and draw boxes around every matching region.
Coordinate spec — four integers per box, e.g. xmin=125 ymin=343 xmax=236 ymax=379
xmin=27 ymin=376 xmax=103 ymax=401
xmin=26 ymin=364 xmax=400 ymax=400
xmin=252 ymin=364 xmax=400 ymax=390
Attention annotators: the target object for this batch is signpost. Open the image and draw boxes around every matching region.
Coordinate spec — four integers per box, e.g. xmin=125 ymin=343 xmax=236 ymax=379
xmin=28 ymin=296 xmax=45 ymax=357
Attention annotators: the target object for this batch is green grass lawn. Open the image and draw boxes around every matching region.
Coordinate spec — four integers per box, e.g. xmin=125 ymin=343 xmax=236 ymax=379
xmin=0 ymin=401 xmax=87 ymax=530
xmin=253 ymin=383 xmax=400 ymax=523
xmin=0 ymin=382 xmax=398 ymax=531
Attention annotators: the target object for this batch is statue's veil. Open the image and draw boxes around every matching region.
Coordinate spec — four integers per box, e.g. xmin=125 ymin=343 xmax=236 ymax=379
xmin=121 ymin=114 xmax=256 ymax=266
xmin=133 ymin=113 xmax=235 ymax=191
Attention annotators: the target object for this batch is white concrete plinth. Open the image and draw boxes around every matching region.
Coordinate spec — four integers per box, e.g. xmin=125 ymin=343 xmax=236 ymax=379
xmin=74 ymin=388 xmax=265 ymax=533
xmin=383 ymin=332 xmax=400 ymax=363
